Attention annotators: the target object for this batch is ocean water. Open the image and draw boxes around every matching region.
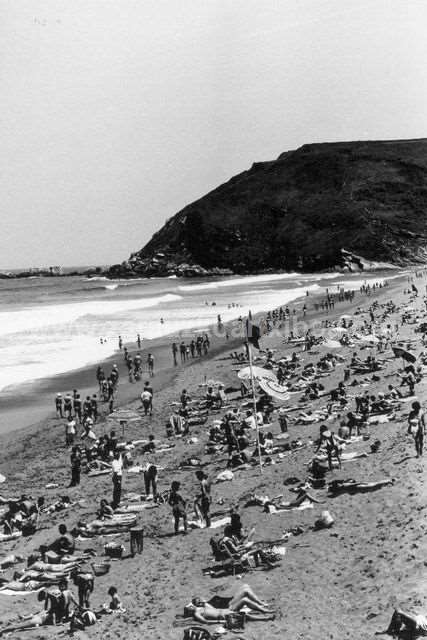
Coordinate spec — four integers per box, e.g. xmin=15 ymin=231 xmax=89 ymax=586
xmin=0 ymin=270 xmax=399 ymax=394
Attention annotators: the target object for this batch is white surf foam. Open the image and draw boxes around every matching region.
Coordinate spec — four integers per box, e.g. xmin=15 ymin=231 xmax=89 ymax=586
xmin=0 ymin=293 xmax=182 ymax=338
xmin=177 ymin=271 xmax=338 ymax=293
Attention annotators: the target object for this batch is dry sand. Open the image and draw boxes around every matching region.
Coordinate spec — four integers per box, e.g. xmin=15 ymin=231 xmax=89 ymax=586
xmin=0 ymin=273 xmax=425 ymax=640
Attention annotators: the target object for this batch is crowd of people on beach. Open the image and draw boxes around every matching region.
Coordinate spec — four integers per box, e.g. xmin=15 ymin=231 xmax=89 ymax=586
xmin=3 ymin=273 xmax=427 ymax=637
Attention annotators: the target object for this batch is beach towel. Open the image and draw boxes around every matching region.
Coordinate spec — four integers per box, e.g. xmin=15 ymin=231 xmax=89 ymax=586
xmin=115 ymin=503 xmax=156 ymax=513
xmin=340 ymin=451 xmax=368 ymax=461
xmin=0 ymin=588 xmax=42 ymax=596
xmin=216 ymin=470 xmax=234 ymax=482
xmin=180 ymin=516 xmax=231 ymax=531
xmin=88 ymin=469 xmax=111 ymax=477
xmin=367 ymin=413 xmax=395 ymax=424
xmin=0 ymin=532 xmax=22 ymax=543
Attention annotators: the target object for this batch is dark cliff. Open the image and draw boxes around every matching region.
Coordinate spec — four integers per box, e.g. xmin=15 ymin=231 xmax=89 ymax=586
xmin=110 ymin=138 xmax=427 ymax=277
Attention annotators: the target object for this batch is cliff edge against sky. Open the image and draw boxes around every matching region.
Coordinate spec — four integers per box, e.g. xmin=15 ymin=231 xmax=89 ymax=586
xmin=110 ymin=138 xmax=427 ymax=277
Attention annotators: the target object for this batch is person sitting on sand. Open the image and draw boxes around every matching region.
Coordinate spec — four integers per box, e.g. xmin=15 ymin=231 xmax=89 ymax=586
xmin=315 ymin=426 xmax=342 ymax=470
xmin=219 ymin=526 xmax=277 ymax=568
xmin=106 ymin=585 xmax=126 ymax=612
xmin=49 ymin=523 xmax=75 ymax=556
xmin=68 ymin=586 xmax=125 ymax=633
xmin=57 ymin=578 xmax=79 ymax=622
xmin=386 ymin=384 xmax=403 ymax=400
xmin=2 ymin=501 xmax=24 ymax=534
xmin=186 ymin=584 xmax=275 ymax=624
xmin=97 ymin=498 xmax=114 ymax=520
xmin=378 ymin=607 xmax=427 ymax=637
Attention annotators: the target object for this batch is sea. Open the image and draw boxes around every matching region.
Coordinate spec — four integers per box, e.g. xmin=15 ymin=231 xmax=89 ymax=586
xmin=0 ymin=270 xmax=405 ymax=397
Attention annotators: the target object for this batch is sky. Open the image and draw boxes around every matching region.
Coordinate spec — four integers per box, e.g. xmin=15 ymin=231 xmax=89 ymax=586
xmin=1 ymin=0 xmax=427 ymax=269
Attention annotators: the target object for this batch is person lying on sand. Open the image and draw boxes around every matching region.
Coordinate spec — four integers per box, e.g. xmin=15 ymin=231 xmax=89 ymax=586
xmin=0 ymin=606 xmax=51 ymax=635
xmin=250 ymin=488 xmax=322 ymax=512
xmin=186 ymin=584 xmax=275 ymax=624
xmin=328 ymin=478 xmax=394 ymax=496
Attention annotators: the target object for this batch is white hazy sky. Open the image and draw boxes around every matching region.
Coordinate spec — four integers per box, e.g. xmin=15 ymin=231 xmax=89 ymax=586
xmin=1 ymin=0 xmax=427 ymax=269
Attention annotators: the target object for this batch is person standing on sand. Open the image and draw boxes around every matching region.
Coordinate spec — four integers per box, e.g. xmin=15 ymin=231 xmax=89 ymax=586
xmin=143 ymin=461 xmax=158 ymax=500
xmin=147 ymin=353 xmax=154 ymax=377
xmin=141 ymin=387 xmax=153 ymax=416
xmin=91 ymin=395 xmax=98 ymax=422
xmin=65 ymin=416 xmax=76 ymax=447
xmin=64 ymin=393 xmax=73 ymax=419
xmin=169 ymin=480 xmax=188 ymax=535
xmin=137 ymin=334 xmax=141 ymax=349
xmin=73 ymin=394 xmax=82 ymax=424
xmin=408 ymin=401 xmax=426 ymax=458
xmin=55 ymin=393 xmax=63 ymax=418
xmin=195 ymin=470 xmax=212 ymax=527
xmin=111 ymin=452 xmax=123 ymax=508
xmin=172 ymin=342 xmax=178 ymax=365
xmin=69 ymin=446 xmax=82 ymax=487
xmin=278 ymin=407 xmax=288 ymax=433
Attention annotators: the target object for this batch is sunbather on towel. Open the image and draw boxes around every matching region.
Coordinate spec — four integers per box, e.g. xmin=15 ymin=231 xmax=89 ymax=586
xmin=0 ymin=578 xmax=47 ymax=592
xmin=0 ymin=594 xmax=52 ymax=636
xmin=186 ymin=584 xmax=275 ymax=624
xmin=219 ymin=526 xmax=279 ymax=568
xmin=262 ymin=488 xmax=322 ymax=512
xmin=328 ymin=479 xmax=394 ymax=496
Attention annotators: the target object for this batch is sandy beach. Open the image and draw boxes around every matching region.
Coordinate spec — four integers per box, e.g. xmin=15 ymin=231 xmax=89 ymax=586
xmin=0 ymin=271 xmax=426 ymax=640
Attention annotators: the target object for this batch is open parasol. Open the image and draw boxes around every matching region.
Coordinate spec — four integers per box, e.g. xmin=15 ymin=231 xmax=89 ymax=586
xmin=237 ymin=366 xmax=277 ymax=382
xmin=319 ymin=339 xmax=342 ymax=350
xmin=392 ymin=346 xmax=417 ymax=363
xmin=258 ymin=378 xmax=291 ymax=402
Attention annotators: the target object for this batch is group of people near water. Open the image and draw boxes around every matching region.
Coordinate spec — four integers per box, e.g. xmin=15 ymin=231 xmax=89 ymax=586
xmin=6 ymin=271 xmax=427 ymax=638
xmin=171 ymin=334 xmax=211 ymax=366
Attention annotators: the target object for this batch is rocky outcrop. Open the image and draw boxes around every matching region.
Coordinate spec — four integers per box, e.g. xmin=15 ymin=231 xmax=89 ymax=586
xmin=110 ymin=138 xmax=427 ymax=277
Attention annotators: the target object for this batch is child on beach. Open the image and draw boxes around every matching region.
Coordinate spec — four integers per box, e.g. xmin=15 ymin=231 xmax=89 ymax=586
xmin=169 ymin=481 xmax=188 ymax=535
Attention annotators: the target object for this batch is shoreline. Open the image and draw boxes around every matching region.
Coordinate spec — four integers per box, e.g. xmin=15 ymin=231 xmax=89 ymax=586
xmin=0 ymin=271 xmax=404 ymax=436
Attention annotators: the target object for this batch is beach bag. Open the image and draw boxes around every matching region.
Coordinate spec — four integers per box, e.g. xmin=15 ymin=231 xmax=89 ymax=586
xmin=183 ymin=627 xmax=212 ymax=640
xmin=315 ymin=510 xmax=334 ymax=530
xmin=91 ymin=561 xmax=110 ymax=576
xmin=21 ymin=522 xmax=37 ymax=536
xmin=216 ymin=469 xmax=234 ymax=482
xmin=225 ymin=611 xmax=246 ymax=630
xmin=104 ymin=542 xmax=124 ymax=559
